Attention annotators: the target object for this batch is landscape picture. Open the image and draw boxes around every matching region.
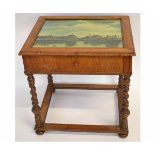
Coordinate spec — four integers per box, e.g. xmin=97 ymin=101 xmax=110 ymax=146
xmin=33 ymin=19 xmax=123 ymax=48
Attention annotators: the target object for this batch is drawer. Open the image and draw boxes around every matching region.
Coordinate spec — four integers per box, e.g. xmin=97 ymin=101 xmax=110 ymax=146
xmin=23 ymin=56 xmax=124 ymax=74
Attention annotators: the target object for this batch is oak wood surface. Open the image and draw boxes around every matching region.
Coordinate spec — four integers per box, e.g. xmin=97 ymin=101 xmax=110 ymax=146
xmin=119 ymin=74 xmax=131 ymax=138
xmin=23 ymin=56 xmax=124 ymax=74
xmin=24 ymin=72 xmax=42 ymax=130
xmin=40 ymin=85 xmax=53 ymax=124
xmin=54 ymin=83 xmax=118 ymax=90
xmin=35 ymin=123 xmax=121 ymax=133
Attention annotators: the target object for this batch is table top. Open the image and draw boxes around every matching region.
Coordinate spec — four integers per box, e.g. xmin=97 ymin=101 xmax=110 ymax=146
xmin=33 ymin=19 xmax=123 ymax=48
xmin=19 ymin=16 xmax=135 ymax=56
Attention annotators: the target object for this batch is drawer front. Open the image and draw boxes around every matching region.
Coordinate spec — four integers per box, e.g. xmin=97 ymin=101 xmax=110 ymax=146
xmin=23 ymin=56 xmax=123 ymax=74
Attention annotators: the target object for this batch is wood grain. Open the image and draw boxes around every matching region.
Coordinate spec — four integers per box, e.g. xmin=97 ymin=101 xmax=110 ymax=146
xmin=40 ymin=85 xmax=53 ymax=124
xmin=123 ymin=56 xmax=132 ymax=73
xmin=23 ymin=56 xmax=123 ymax=74
xmin=121 ymin=16 xmax=135 ymax=52
xmin=54 ymin=83 xmax=118 ymax=90
xmin=35 ymin=123 xmax=121 ymax=133
xmin=119 ymin=74 xmax=131 ymax=138
xmin=24 ymin=72 xmax=42 ymax=131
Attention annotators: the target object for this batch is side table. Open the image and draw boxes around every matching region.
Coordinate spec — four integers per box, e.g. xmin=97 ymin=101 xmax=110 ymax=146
xmin=19 ymin=16 xmax=135 ymax=138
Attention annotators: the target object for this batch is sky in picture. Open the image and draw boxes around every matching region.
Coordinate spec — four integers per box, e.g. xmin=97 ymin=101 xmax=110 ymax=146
xmin=38 ymin=19 xmax=122 ymax=37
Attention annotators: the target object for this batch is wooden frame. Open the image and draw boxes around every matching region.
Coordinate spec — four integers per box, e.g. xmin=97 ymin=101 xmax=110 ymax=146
xmin=36 ymin=82 xmax=121 ymax=134
xmin=19 ymin=16 xmax=135 ymax=138
xmin=19 ymin=16 xmax=135 ymax=56
xmin=24 ymin=72 xmax=131 ymax=137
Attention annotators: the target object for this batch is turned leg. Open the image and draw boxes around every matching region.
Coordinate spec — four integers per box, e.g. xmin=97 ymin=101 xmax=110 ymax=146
xmin=47 ymin=74 xmax=55 ymax=93
xmin=25 ymin=71 xmax=45 ymax=135
xmin=117 ymin=75 xmax=123 ymax=125
xmin=118 ymin=74 xmax=131 ymax=138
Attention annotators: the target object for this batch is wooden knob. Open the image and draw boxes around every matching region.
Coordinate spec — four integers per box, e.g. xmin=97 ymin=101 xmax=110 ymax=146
xmin=73 ymin=61 xmax=79 ymax=67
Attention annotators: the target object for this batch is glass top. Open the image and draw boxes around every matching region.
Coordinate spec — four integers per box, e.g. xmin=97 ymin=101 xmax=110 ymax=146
xmin=33 ymin=19 xmax=123 ymax=48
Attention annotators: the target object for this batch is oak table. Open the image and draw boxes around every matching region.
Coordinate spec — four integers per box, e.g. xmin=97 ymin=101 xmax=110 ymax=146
xmin=19 ymin=16 xmax=135 ymax=138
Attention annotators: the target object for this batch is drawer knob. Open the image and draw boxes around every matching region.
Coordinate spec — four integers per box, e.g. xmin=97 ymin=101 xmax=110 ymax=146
xmin=73 ymin=61 xmax=79 ymax=67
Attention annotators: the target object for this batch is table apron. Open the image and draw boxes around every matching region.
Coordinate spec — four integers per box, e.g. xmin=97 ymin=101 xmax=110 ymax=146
xmin=23 ymin=56 xmax=132 ymax=74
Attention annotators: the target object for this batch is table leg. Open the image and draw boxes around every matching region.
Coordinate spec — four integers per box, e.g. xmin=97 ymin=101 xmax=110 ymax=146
xmin=118 ymin=74 xmax=131 ymax=138
xmin=117 ymin=75 xmax=123 ymax=127
xmin=24 ymin=71 xmax=44 ymax=135
xmin=47 ymin=74 xmax=55 ymax=92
